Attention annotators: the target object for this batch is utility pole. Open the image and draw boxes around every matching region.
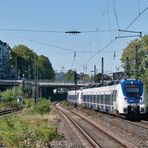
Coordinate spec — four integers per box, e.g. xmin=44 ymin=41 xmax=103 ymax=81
xmin=125 ymin=57 xmax=130 ymax=78
xmin=101 ymin=57 xmax=104 ymax=85
xmin=28 ymin=65 xmax=32 ymax=98
xmin=74 ymin=70 xmax=77 ymax=107
xmin=94 ymin=65 xmax=96 ymax=76
xmin=34 ymin=57 xmax=38 ymax=103
xmin=94 ymin=65 xmax=97 ymax=82
xmin=15 ymin=56 xmax=18 ymax=79
xmin=135 ymin=45 xmax=138 ymax=79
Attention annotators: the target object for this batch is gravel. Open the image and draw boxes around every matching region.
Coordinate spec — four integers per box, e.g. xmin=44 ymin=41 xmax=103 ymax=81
xmin=50 ymin=105 xmax=148 ymax=148
xmin=50 ymin=109 xmax=84 ymax=148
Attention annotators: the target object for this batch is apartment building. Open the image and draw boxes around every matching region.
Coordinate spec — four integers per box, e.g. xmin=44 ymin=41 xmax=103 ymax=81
xmin=0 ymin=40 xmax=12 ymax=79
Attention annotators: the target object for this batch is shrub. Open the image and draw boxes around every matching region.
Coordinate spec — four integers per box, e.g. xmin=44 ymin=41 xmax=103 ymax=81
xmin=25 ymin=99 xmax=35 ymax=108
xmin=0 ymin=115 xmax=60 ymax=147
xmin=32 ymin=98 xmax=51 ymax=115
xmin=1 ymin=86 xmax=23 ymax=108
xmin=0 ymin=103 xmax=4 ymax=110
xmin=62 ymin=100 xmax=69 ymax=107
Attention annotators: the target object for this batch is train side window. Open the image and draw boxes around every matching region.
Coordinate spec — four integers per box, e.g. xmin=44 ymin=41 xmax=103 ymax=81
xmin=87 ymin=95 xmax=90 ymax=102
xmin=85 ymin=95 xmax=86 ymax=102
xmin=93 ymin=95 xmax=95 ymax=103
xmin=83 ymin=95 xmax=85 ymax=101
xmin=100 ymin=95 xmax=103 ymax=104
xmin=90 ymin=95 xmax=92 ymax=102
xmin=86 ymin=95 xmax=88 ymax=102
xmin=95 ymin=94 xmax=97 ymax=103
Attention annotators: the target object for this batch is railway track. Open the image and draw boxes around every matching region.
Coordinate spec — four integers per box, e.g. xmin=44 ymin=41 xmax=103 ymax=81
xmin=55 ymin=103 xmax=134 ymax=148
xmin=0 ymin=107 xmax=23 ymax=116
xmin=124 ymin=119 xmax=148 ymax=129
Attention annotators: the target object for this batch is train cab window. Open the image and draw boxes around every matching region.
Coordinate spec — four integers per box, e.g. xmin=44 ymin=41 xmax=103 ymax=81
xmin=124 ymin=84 xmax=140 ymax=96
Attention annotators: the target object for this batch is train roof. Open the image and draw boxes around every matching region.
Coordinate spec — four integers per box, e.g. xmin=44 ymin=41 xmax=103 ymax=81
xmin=120 ymin=79 xmax=143 ymax=84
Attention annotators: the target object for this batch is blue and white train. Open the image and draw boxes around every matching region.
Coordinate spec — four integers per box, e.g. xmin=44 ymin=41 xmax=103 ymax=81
xmin=67 ymin=79 xmax=147 ymax=118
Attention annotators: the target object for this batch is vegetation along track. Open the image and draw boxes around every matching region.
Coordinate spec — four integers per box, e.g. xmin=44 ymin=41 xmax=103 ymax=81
xmin=0 ymin=107 xmax=23 ymax=116
xmin=55 ymin=103 xmax=134 ymax=148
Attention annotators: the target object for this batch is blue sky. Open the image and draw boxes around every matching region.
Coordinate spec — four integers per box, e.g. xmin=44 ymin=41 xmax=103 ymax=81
xmin=0 ymin=0 xmax=148 ymax=74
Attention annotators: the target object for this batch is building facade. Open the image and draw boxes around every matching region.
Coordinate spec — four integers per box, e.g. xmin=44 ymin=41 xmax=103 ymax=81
xmin=0 ymin=40 xmax=14 ymax=79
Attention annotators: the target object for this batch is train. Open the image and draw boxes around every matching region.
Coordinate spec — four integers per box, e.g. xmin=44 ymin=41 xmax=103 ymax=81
xmin=67 ymin=79 xmax=147 ymax=119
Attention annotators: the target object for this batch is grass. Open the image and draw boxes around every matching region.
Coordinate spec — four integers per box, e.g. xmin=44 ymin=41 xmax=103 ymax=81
xmin=0 ymin=99 xmax=63 ymax=147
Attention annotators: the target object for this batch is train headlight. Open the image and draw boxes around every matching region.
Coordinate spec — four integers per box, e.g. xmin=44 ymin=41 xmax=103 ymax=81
xmin=141 ymin=107 xmax=145 ymax=112
xmin=139 ymin=97 xmax=142 ymax=102
xmin=124 ymin=97 xmax=127 ymax=101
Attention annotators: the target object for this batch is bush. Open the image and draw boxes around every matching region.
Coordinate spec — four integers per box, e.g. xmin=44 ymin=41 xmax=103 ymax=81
xmin=32 ymin=98 xmax=51 ymax=115
xmin=62 ymin=100 xmax=69 ymax=107
xmin=1 ymin=86 xmax=23 ymax=108
xmin=25 ymin=98 xmax=52 ymax=115
xmin=0 ymin=103 xmax=4 ymax=110
xmin=0 ymin=115 xmax=60 ymax=147
xmin=25 ymin=99 xmax=35 ymax=108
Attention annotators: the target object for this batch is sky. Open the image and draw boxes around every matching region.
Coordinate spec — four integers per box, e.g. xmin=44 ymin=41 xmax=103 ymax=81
xmin=0 ymin=0 xmax=148 ymax=75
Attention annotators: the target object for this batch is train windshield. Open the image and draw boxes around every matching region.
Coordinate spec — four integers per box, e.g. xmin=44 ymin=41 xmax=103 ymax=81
xmin=124 ymin=84 xmax=140 ymax=96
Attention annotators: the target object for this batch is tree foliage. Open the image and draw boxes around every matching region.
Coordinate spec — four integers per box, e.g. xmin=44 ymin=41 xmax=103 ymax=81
xmin=121 ymin=35 xmax=148 ymax=92
xmin=94 ymin=73 xmax=102 ymax=82
xmin=11 ymin=45 xmax=55 ymax=80
xmin=1 ymin=86 xmax=23 ymax=108
xmin=64 ymin=69 xmax=75 ymax=81
xmin=38 ymin=55 xmax=55 ymax=79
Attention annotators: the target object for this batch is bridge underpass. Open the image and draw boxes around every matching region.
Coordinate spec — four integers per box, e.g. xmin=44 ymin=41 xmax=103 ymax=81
xmin=0 ymin=80 xmax=89 ymax=101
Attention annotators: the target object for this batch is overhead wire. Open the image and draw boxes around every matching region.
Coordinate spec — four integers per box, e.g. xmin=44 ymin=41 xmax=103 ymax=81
xmin=84 ymin=38 xmax=117 ymax=64
xmin=80 ymin=0 xmax=110 ymax=72
xmin=107 ymin=10 xmax=113 ymax=41
xmin=0 ymin=28 xmax=117 ymax=33
xmin=138 ymin=0 xmax=141 ymax=15
xmin=0 ymin=31 xmax=76 ymax=52
xmin=126 ymin=5 xmax=148 ymax=29
xmin=82 ymin=0 xmax=119 ymax=66
xmin=96 ymin=0 xmax=110 ymax=31
xmin=82 ymin=1 xmax=148 ymax=71
xmin=70 ymin=51 xmax=77 ymax=70
xmin=112 ymin=0 xmax=120 ymax=29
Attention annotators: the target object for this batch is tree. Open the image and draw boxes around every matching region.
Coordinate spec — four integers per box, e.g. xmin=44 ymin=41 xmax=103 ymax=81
xmin=121 ymin=35 xmax=148 ymax=92
xmin=94 ymin=73 xmax=102 ymax=82
xmin=80 ymin=73 xmax=93 ymax=82
xmin=12 ymin=45 xmax=36 ymax=79
xmin=64 ymin=70 xmax=75 ymax=81
xmin=38 ymin=55 xmax=55 ymax=80
xmin=11 ymin=45 xmax=55 ymax=80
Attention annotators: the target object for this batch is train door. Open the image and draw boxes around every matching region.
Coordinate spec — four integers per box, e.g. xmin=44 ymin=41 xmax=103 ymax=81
xmin=78 ymin=92 xmax=83 ymax=105
xmin=113 ymin=90 xmax=117 ymax=110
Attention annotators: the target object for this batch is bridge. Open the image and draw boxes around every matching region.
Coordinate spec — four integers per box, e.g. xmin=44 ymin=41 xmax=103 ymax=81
xmin=0 ymin=79 xmax=89 ymax=88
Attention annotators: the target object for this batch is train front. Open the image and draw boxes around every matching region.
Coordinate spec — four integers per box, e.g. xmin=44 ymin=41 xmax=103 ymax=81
xmin=120 ymin=79 xmax=146 ymax=117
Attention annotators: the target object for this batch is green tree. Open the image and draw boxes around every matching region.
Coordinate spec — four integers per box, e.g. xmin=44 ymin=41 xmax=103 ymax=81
xmin=64 ymin=69 xmax=75 ymax=81
xmin=83 ymin=74 xmax=93 ymax=82
xmin=11 ymin=45 xmax=55 ymax=80
xmin=12 ymin=45 xmax=36 ymax=79
xmin=38 ymin=55 xmax=55 ymax=80
xmin=121 ymin=35 xmax=148 ymax=92
xmin=94 ymin=73 xmax=102 ymax=82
